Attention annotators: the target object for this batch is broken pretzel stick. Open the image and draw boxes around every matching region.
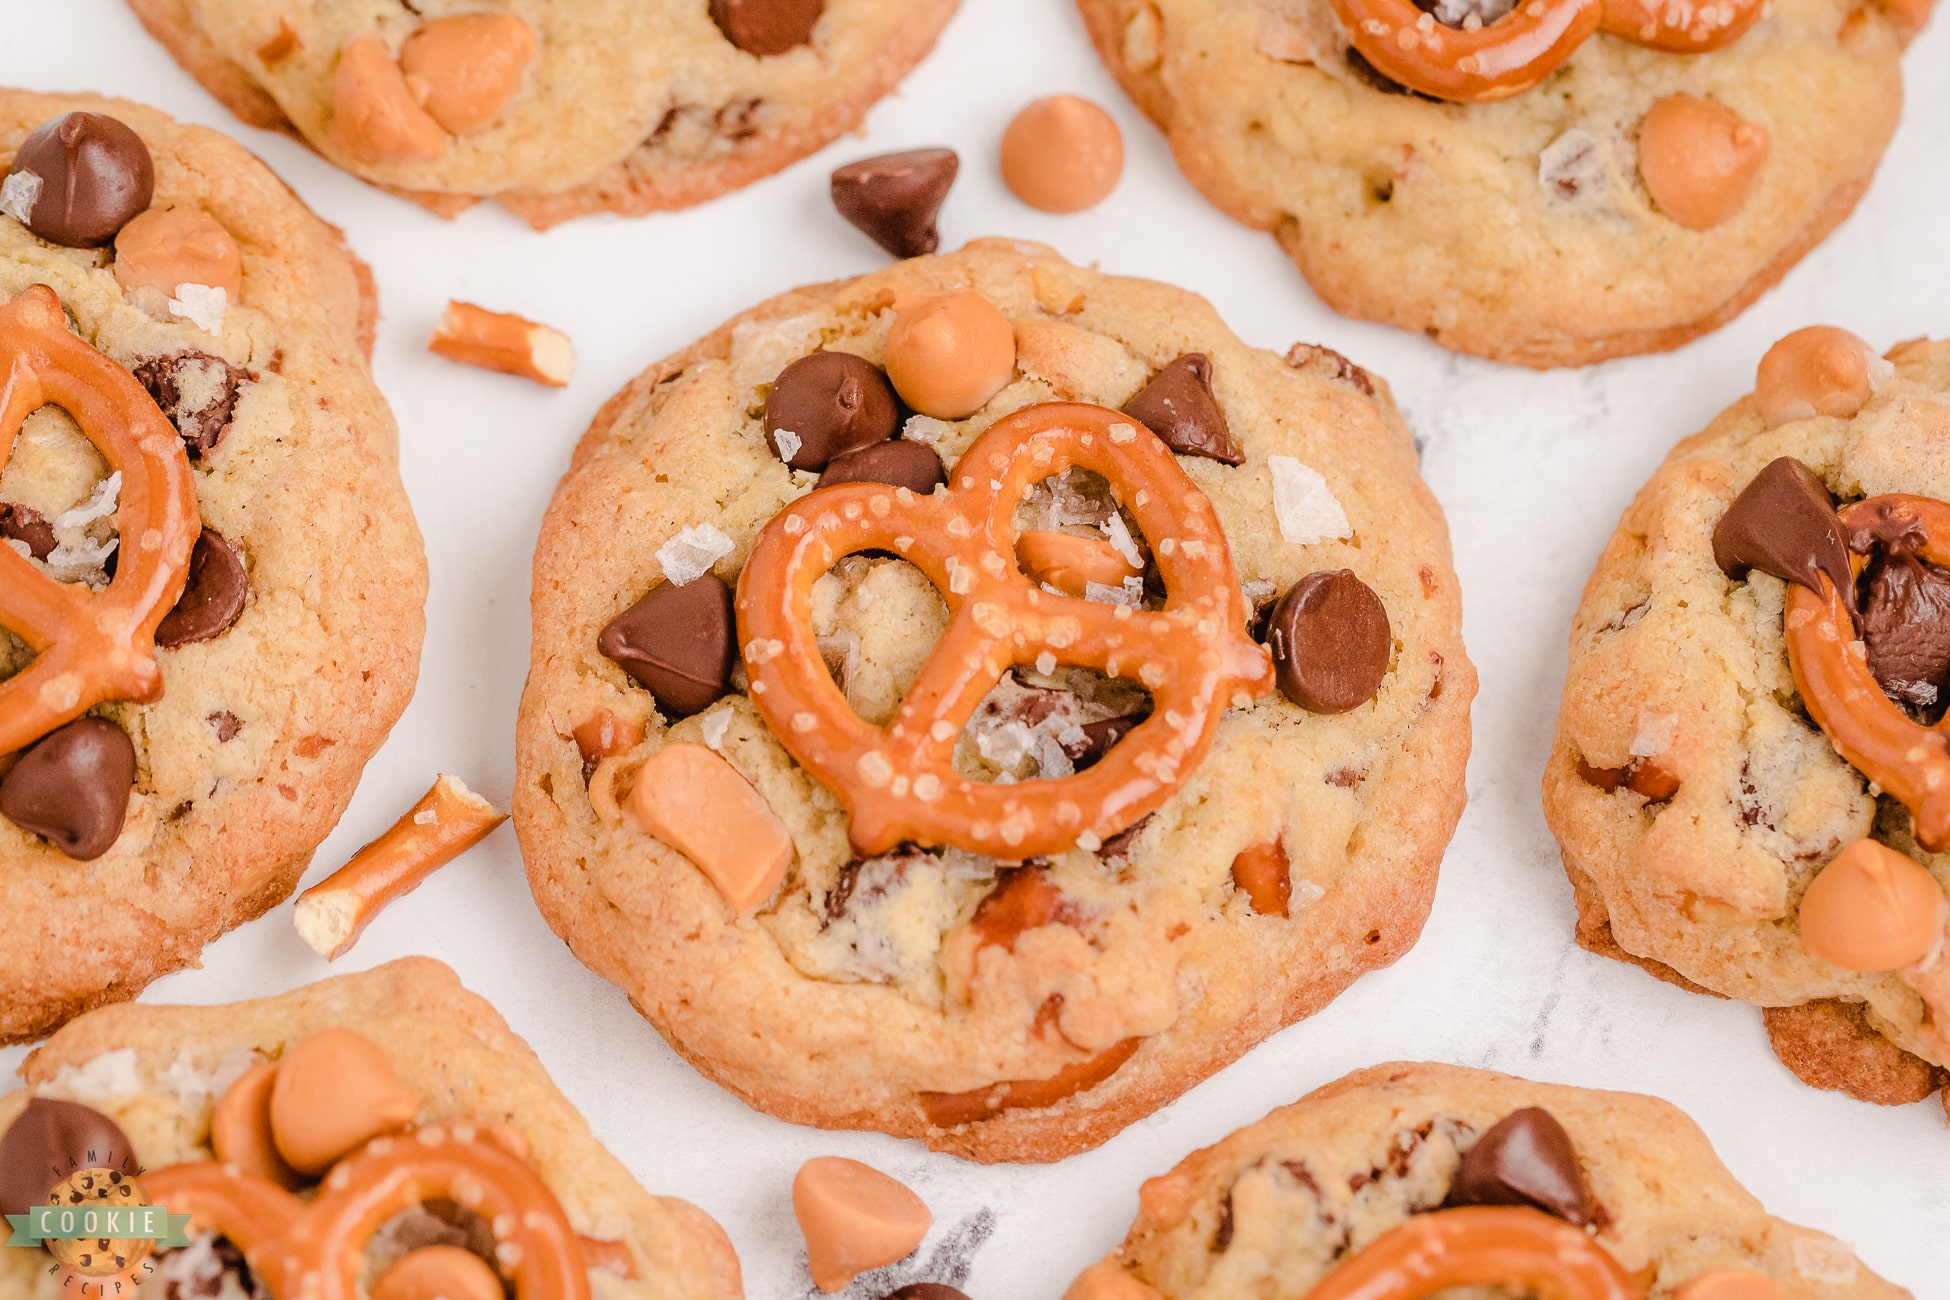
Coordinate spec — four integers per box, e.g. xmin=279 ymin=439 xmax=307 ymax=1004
xmin=428 ymin=300 xmax=575 ymax=387
xmin=294 ymin=774 xmax=507 ymax=959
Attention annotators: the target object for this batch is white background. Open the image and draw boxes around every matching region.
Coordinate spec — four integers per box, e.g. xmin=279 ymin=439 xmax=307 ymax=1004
xmin=5 ymin=3 xmax=1949 ymax=1296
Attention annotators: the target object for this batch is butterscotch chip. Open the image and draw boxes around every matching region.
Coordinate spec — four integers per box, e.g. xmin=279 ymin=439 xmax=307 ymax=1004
xmin=627 ymin=743 xmax=794 ymax=913
xmin=792 ymin=1156 xmax=931 ymax=1293
xmin=268 ymin=1027 xmax=420 ymax=1174
xmin=1000 ymin=95 xmax=1123 ymax=213
xmin=209 ymin=1060 xmax=302 ymax=1188
xmin=1637 ymin=95 xmax=1769 ymax=232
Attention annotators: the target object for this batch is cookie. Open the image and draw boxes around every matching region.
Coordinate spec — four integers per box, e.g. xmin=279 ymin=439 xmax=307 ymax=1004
xmin=0 ymin=957 xmax=742 ymax=1299
xmin=0 ymin=90 xmax=425 ymax=1043
xmin=514 ymin=239 xmax=1474 ymax=1162
xmin=1543 ymin=327 xmax=1950 ymax=1108
xmin=1064 ymin=1061 xmax=1910 ymax=1298
xmin=126 ymin=0 xmax=962 ymax=228
xmin=1075 ymin=0 xmax=1922 ymax=367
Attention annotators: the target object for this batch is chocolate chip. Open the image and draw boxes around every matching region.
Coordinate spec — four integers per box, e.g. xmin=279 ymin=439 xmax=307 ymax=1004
xmin=1859 ymin=552 xmax=1950 ymax=711
xmin=820 ymin=438 xmax=946 ymax=494
xmin=208 ymin=711 xmax=242 ymax=742
xmin=709 ymin=0 xmax=823 ymax=56
xmin=1264 ymin=570 xmax=1391 ymax=713
xmin=831 ymin=148 xmax=958 ymax=259
xmin=0 ymin=501 xmax=56 ymax=559
xmin=1344 ymin=49 xmax=1439 ymax=101
xmin=1100 ymin=813 xmax=1150 ymax=860
xmin=1712 ymin=456 xmax=1852 ymax=598
xmin=0 ymin=717 xmax=136 ymax=860
xmin=5 ymin=112 xmax=154 ymax=247
xmin=765 ymin=351 xmax=901 ymax=471
xmin=1283 ymin=342 xmax=1376 ymax=397
xmin=0 ymin=1097 xmax=141 ymax=1218
xmin=155 ymin=528 xmax=247 ymax=648
xmin=1122 ymin=354 xmax=1241 ymax=465
xmin=1065 ymin=714 xmax=1142 ymax=769
xmin=1448 ymin=1107 xmax=1590 ymax=1224
xmin=132 ymin=351 xmax=250 ymax=461
xmin=599 ymin=573 xmax=735 ymax=717
xmin=885 ymin=1287 xmax=972 ymax=1300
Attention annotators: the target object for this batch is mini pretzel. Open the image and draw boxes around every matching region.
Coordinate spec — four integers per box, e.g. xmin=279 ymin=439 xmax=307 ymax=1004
xmin=141 ymin=1123 xmax=591 ymax=1299
xmin=0 ymin=284 xmax=198 ymax=754
xmin=293 ymin=774 xmax=508 ymax=959
xmin=736 ymin=402 xmax=1273 ymax=858
xmin=1785 ymin=495 xmax=1950 ymax=852
xmin=1331 ymin=0 xmax=1762 ymax=103
xmin=1303 ymin=1206 xmax=1642 ymax=1300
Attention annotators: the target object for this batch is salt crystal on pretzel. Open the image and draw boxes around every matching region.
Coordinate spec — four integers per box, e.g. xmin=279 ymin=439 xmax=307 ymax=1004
xmin=293 ymin=774 xmax=507 ymax=959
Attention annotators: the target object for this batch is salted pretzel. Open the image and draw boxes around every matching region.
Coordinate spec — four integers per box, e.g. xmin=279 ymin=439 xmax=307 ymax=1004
xmin=1785 ymin=494 xmax=1950 ymax=853
xmin=141 ymin=1122 xmax=591 ymax=1299
xmin=1303 ymin=1206 xmax=1643 ymax=1300
xmin=1331 ymin=0 xmax=1763 ymax=103
xmin=0 ymin=283 xmax=198 ymax=754
xmin=736 ymin=401 xmax=1274 ymax=859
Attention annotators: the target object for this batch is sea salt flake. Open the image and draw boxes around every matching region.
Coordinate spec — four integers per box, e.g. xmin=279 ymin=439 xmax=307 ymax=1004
xmin=1629 ymin=712 xmax=1676 ymax=757
xmin=1269 ymin=455 xmax=1350 ymax=545
xmin=1085 ymin=579 xmax=1142 ymax=608
xmin=44 ymin=535 xmax=118 ymax=583
xmin=1101 ymin=512 xmax=1142 ymax=567
xmin=55 ymin=471 xmax=121 ymax=528
xmin=0 ymin=170 xmax=40 ymax=223
xmin=699 ymin=708 xmax=732 ymax=749
xmin=730 ymin=312 xmax=822 ymax=387
xmin=657 ymin=523 xmax=734 ymax=586
xmin=169 ymin=283 xmax=227 ymax=334
xmin=1791 ymin=1234 xmax=1860 ymax=1286
xmin=772 ymin=428 xmax=803 ymax=461
xmin=44 ymin=1049 xmax=143 ymax=1105
xmin=1538 ymin=129 xmax=1606 ymax=201
xmin=902 ymin=414 xmax=956 ymax=448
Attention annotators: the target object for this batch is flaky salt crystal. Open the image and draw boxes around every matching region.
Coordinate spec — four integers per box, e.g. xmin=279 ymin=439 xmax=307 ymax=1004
xmin=657 ymin=523 xmax=734 ymax=586
xmin=0 ymin=170 xmax=40 ymax=223
xmin=169 ymin=283 xmax=227 ymax=334
xmin=1269 ymin=455 xmax=1350 ymax=545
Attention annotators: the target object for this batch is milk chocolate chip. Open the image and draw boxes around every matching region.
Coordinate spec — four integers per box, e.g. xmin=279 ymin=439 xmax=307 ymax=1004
xmin=1264 ymin=571 xmax=1391 ymax=713
xmin=831 ymin=149 xmax=958 ymax=259
xmin=886 ymin=1288 xmax=972 ymax=1300
xmin=155 ymin=527 xmax=247 ymax=648
xmin=1065 ymin=714 xmax=1142 ymax=769
xmin=1448 ymin=1107 xmax=1590 ymax=1224
xmin=821 ymin=439 xmax=946 ymax=495
xmin=0 ymin=501 xmax=56 ymax=559
xmin=1859 ymin=550 xmax=1950 ymax=711
xmin=766 ymin=351 xmax=900 ymax=470
xmin=0 ymin=1097 xmax=141 ymax=1218
xmin=133 ymin=350 xmax=250 ymax=461
xmin=1712 ymin=456 xmax=1851 ymax=597
xmin=0 ymin=717 xmax=136 ymax=860
xmin=6 ymin=112 xmax=154 ymax=247
xmin=598 ymin=573 xmax=735 ymax=717
xmin=710 ymin=0 xmax=823 ymax=56
xmin=1123 ymin=354 xmax=1241 ymax=465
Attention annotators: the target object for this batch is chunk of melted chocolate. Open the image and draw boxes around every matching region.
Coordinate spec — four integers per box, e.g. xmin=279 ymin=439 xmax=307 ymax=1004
xmin=133 ymin=351 xmax=250 ymax=461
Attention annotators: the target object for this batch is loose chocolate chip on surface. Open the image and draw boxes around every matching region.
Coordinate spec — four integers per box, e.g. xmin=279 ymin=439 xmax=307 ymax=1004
xmin=1448 ymin=1107 xmax=1591 ymax=1224
xmin=155 ymin=527 xmax=247 ymax=648
xmin=0 ymin=501 xmax=57 ymax=559
xmin=1122 ymin=354 xmax=1241 ymax=465
xmin=1265 ymin=570 xmax=1391 ymax=713
xmin=886 ymin=1287 xmax=972 ymax=1300
xmin=0 ymin=717 xmax=136 ymax=860
xmin=709 ymin=0 xmax=823 ymax=56
xmin=6 ymin=111 xmax=155 ymax=247
xmin=821 ymin=438 xmax=946 ymax=495
xmin=1859 ymin=552 xmax=1950 ymax=711
xmin=0 ymin=1097 xmax=141 ymax=1218
xmin=132 ymin=351 xmax=250 ymax=461
xmin=599 ymin=573 xmax=736 ymax=717
xmin=766 ymin=351 xmax=901 ymax=471
xmin=832 ymin=148 xmax=958 ymax=259
xmin=1711 ymin=456 xmax=1851 ymax=597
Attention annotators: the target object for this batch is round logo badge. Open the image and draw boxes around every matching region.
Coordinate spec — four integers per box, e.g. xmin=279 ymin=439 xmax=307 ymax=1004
xmin=39 ymin=1167 xmax=156 ymax=1278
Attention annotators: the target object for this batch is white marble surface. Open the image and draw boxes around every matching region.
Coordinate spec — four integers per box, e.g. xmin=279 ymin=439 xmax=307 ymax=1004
xmin=4 ymin=3 xmax=1948 ymax=1296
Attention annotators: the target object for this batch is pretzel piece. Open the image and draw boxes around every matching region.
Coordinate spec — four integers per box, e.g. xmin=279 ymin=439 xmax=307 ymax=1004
xmin=141 ymin=1123 xmax=591 ymax=1299
xmin=1330 ymin=0 xmax=1761 ymax=103
xmin=0 ymin=284 xmax=199 ymax=754
xmin=1303 ymin=1206 xmax=1643 ymax=1300
xmin=736 ymin=402 xmax=1273 ymax=858
xmin=1784 ymin=496 xmax=1950 ymax=852
xmin=293 ymin=774 xmax=507 ymax=959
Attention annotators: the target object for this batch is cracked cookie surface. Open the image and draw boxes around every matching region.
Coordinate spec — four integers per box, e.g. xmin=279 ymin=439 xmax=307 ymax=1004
xmin=1075 ymin=0 xmax=1913 ymax=367
xmin=514 ymin=240 xmax=1473 ymax=1161
xmin=126 ymin=0 xmax=961 ymax=227
xmin=0 ymin=90 xmax=425 ymax=1043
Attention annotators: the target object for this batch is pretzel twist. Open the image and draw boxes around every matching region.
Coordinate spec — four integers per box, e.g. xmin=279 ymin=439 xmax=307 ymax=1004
xmin=141 ymin=1124 xmax=591 ymax=1299
xmin=1785 ymin=495 xmax=1950 ymax=853
xmin=1303 ymin=1206 xmax=1643 ymax=1300
xmin=736 ymin=402 xmax=1273 ymax=859
xmin=0 ymin=284 xmax=198 ymax=754
xmin=1331 ymin=0 xmax=1764 ymax=103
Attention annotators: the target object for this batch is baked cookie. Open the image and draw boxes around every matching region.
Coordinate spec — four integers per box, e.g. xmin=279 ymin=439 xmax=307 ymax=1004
xmin=1544 ymin=327 xmax=1950 ymax=1113
xmin=0 ymin=957 xmax=742 ymax=1299
xmin=514 ymin=239 xmax=1474 ymax=1162
xmin=126 ymin=0 xmax=962 ymax=228
xmin=0 ymin=91 xmax=425 ymax=1042
xmin=1075 ymin=0 xmax=1926 ymax=368
xmin=1064 ymin=1061 xmax=1911 ymax=1299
